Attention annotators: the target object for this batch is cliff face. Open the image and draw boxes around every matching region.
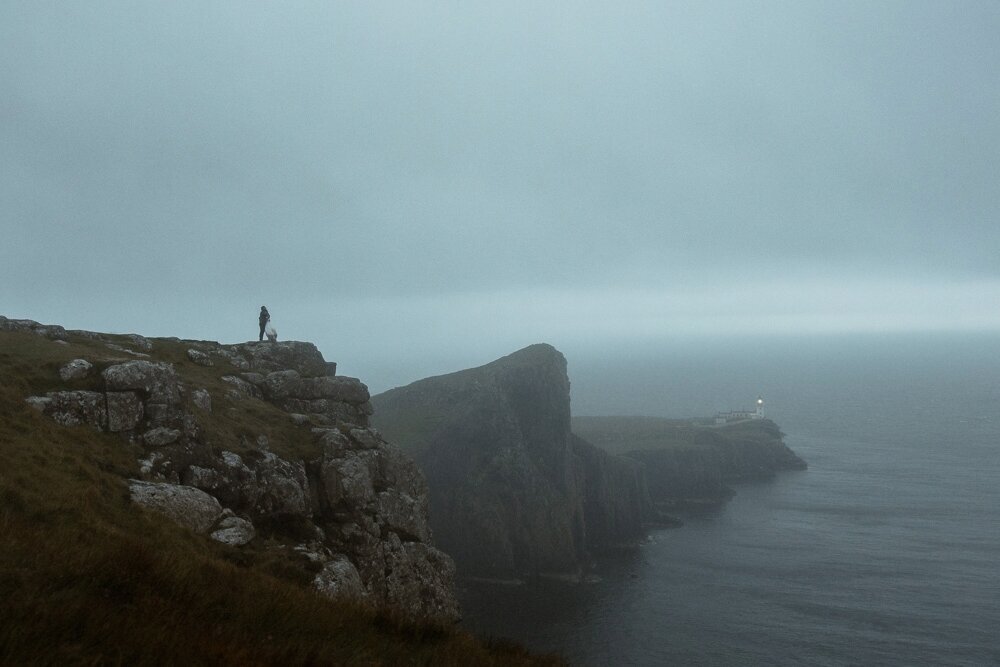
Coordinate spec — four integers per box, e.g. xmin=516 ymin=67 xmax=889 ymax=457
xmin=573 ymin=416 xmax=807 ymax=510
xmin=371 ymin=344 xmax=649 ymax=578
xmin=570 ymin=434 xmax=651 ymax=548
xmin=4 ymin=316 xmax=459 ymax=622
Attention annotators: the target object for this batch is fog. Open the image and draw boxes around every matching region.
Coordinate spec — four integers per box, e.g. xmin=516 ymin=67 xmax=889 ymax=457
xmin=3 ymin=2 xmax=999 ymax=389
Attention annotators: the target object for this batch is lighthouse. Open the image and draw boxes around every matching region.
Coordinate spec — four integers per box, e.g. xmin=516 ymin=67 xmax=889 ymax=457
xmin=755 ymin=396 xmax=764 ymax=419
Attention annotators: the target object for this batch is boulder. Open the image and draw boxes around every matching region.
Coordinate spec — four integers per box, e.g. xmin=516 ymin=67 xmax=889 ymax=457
xmin=106 ymin=392 xmax=144 ymax=432
xmin=376 ymin=442 xmax=429 ymax=501
xmin=255 ymin=453 xmax=309 ymax=515
xmin=322 ymin=451 xmax=377 ymax=508
xmin=142 ymin=401 xmax=186 ymax=428
xmin=239 ymin=372 xmax=266 ymax=386
xmin=143 ymin=427 xmax=182 ymax=447
xmin=349 ymin=427 xmax=382 ymax=449
xmin=313 ymin=555 xmax=366 ymax=601
xmin=215 ymin=348 xmax=250 ymax=370
xmin=102 ymin=361 xmax=181 ymax=404
xmin=317 ymin=428 xmax=352 ymax=457
xmin=220 ymin=375 xmax=262 ymax=400
xmin=261 ymin=370 xmax=302 ymax=401
xmin=375 ymin=490 xmax=431 ymax=543
xmin=128 ymin=480 xmax=223 ymax=534
xmin=358 ymin=532 xmax=459 ymax=623
xmin=25 ymin=391 xmax=106 ymax=429
xmin=182 ymin=452 xmax=262 ymax=511
xmin=58 ymin=359 xmax=93 ymax=381
xmin=210 ymin=516 xmax=255 ymax=546
xmin=125 ymin=334 xmax=153 ymax=351
xmin=191 ymin=388 xmax=212 ymax=412
xmin=186 ymin=349 xmax=214 ymax=367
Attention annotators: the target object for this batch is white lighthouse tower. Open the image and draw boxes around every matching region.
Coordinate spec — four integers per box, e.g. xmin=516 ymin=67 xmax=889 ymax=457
xmin=754 ymin=396 xmax=764 ymax=419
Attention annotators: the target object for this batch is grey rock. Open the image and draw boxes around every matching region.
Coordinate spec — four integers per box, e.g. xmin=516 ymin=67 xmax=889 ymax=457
xmin=183 ymin=465 xmax=219 ymax=489
xmin=215 ymin=348 xmax=250 ymax=370
xmin=103 ymin=361 xmax=181 ymax=404
xmin=143 ymin=401 xmax=185 ymax=427
xmin=0 ymin=316 xmax=68 ymax=339
xmin=313 ymin=555 xmax=366 ymax=601
xmin=143 ymin=427 xmax=182 ymax=447
xmin=376 ymin=441 xmax=429 ymax=501
xmin=261 ymin=370 xmax=302 ymax=401
xmin=191 ymin=388 xmax=212 ymax=412
xmin=58 ymin=359 xmax=93 ymax=381
xmin=229 ymin=341 xmax=329 ymax=376
xmin=289 ymin=413 xmax=310 ymax=426
xmin=375 ymin=490 xmax=431 ymax=543
xmin=349 ymin=427 xmax=382 ymax=449
xmin=25 ymin=391 xmax=106 ymax=429
xmin=137 ymin=451 xmax=166 ymax=478
xmin=278 ymin=398 xmax=370 ymax=427
xmin=317 ymin=428 xmax=352 ymax=456
xmin=186 ymin=349 xmax=214 ymax=367
xmin=106 ymin=392 xmax=144 ymax=432
xmin=210 ymin=516 xmax=255 ymax=546
xmin=295 ymin=376 xmax=370 ymax=404
xmin=183 ymin=452 xmax=261 ymax=511
xmin=220 ymin=375 xmax=261 ymax=400
xmin=322 ymin=451 xmax=376 ymax=508
xmin=358 ymin=533 xmax=460 ymax=623
xmin=239 ymin=372 xmax=266 ymax=386
xmin=125 ymin=334 xmax=153 ymax=351
xmin=255 ymin=453 xmax=309 ymax=515
xmin=128 ymin=479 xmax=223 ymax=534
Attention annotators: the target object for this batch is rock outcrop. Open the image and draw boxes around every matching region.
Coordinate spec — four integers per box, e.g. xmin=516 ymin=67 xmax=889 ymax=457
xmin=372 ymin=344 xmax=651 ymax=578
xmin=15 ymin=317 xmax=458 ymax=623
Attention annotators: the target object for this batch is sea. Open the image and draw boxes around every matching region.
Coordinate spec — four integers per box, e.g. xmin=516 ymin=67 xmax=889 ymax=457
xmin=457 ymin=333 xmax=1000 ymax=666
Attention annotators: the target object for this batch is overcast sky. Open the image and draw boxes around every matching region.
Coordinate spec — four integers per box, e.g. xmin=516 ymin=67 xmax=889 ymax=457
xmin=3 ymin=2 xmax=999 ymax=388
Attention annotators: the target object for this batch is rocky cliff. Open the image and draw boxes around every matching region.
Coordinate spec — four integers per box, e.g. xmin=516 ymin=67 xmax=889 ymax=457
xmin=572 ymin=416 xmax=807 ymax=510
xmin=371 ymin=344 xmax=650 ymax=578
xmin=3 ymin=315 xmax=459 ymax=622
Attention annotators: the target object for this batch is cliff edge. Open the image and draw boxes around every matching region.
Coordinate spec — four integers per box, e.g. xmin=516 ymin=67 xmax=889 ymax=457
xmin=2 ymin=315 xmax=459 ymax=623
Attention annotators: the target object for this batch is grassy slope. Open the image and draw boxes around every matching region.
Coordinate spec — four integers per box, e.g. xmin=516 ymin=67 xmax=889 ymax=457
xmin=571 ymin=415 xmax=781 ymax=456
xmin=0 ymin=331 xmax=560 ymax=666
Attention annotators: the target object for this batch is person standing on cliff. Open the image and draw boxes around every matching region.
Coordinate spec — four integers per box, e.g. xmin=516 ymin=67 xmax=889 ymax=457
xmin=258 ymin=306 xmax=270 ymax=342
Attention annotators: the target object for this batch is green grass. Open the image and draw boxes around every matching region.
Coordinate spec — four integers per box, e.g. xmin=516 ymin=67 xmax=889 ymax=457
xmin=0 ymin=331 xmax=562 ymax=666
xmin=571 ymin=415 xmax=782 ymax=456
xmin=571 ymin=416 xmax=707 ymax=455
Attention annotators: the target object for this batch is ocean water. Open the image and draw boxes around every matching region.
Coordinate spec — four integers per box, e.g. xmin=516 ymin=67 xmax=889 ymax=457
xmin=458 ymin=334 xmax=1000 ymax=666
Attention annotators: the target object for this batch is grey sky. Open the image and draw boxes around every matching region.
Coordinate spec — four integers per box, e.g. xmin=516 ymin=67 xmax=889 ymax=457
xmin=3 ymin=2 xmax=999 ymax=388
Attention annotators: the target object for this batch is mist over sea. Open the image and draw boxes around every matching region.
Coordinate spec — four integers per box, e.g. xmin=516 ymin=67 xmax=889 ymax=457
xmin=459 ymin=333 xmax=1000 ymax=666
